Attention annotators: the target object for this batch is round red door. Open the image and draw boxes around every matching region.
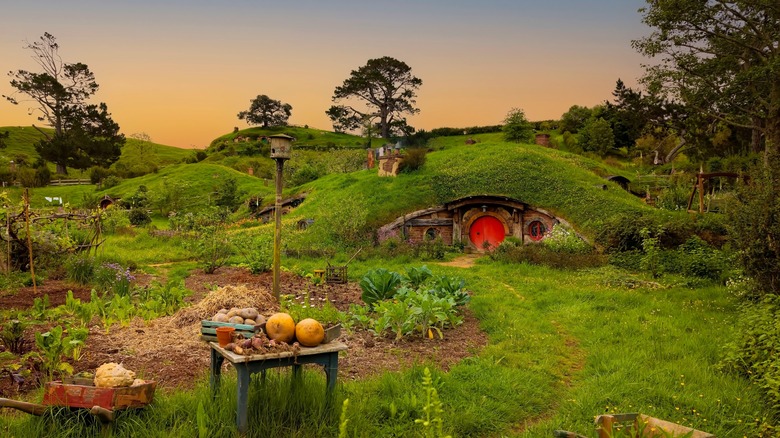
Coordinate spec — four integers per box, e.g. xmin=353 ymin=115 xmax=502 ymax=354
xmin=469 ymin=216 xmax=505 ymax=250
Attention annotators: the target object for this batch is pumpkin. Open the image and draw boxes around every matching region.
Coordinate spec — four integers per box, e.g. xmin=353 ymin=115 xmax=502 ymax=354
xmin=265 ymin=313 xmax=295 ymax=343
xmin=295 ymin=318 xmax=325 ymax=347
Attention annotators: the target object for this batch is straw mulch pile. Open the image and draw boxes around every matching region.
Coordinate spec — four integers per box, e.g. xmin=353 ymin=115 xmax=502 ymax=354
xmin=172 ymin=284 xmax=278 ymax=327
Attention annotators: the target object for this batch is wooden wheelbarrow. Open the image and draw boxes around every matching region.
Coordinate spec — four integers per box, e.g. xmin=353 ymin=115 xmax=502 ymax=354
xmin=554 ymin=412 xmax=714 ymax=438
xmin=0 ymin=379 xmax=156 ymax=423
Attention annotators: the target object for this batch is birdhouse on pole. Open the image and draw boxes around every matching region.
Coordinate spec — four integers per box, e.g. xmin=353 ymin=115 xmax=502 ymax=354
xmin=269 ymin=134 xmax=293 ymax=160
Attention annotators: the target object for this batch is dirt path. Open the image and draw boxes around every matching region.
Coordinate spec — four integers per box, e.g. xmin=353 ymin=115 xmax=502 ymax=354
xmin=436 ymin=253 xmax=482 ymax=268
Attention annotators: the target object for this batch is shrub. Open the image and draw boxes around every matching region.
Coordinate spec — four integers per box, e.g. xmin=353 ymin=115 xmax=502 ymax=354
xmin=66 ymin=254 xmax=96 ymax=285
xmin=0 ymin=167 xmax=13 ymax=185
xmin=721 ymin=295 xmax=780 ymax=417
xmin=89 ymin=166 xmax=112 ymax=184
xmin=726 ymin=158 xmax=780 ymax=296
xmin=102 ymin=207 xmax=131 ymax=234
xmin=16 ymin=167 xmax=38 ymax=187
xmin=491 ymin=242 xmax=607 ymax=270
xmin=101 ymin=175 xmax=121 ymax=189
xmin=127 ymin=208 xmax=151 ymax=226
xmin=185 ymin=226 xmax=233 ymax=274
xmin=399 ymin=147 xmax=427 ymax=173
xmin=34 ymin=164 xmax=51 ymax=186
xmin=542 ymin=224 xmax=592 ymax=254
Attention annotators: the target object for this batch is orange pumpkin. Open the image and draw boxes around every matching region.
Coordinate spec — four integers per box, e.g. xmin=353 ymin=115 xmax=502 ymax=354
xmin=265 ymin=313 xmax=296 ymax=343
xmin=295 ymin=318 xmax=325 ymax=347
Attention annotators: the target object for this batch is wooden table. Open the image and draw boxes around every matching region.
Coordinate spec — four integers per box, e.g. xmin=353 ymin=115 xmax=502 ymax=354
xmin=209 ymin=341 xmax=347 ymax=434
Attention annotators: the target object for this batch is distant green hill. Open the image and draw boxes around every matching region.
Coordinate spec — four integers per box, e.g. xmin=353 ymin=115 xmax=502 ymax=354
xmin=0 ymin=125 xmax=193 ymax=176
xmin=96 ymin=162 xmax=274 ymax=211
xmin=210 ymin=125 xmax=375 ymax=151
xmin=0 ymin=126 xmax=50 ymax=164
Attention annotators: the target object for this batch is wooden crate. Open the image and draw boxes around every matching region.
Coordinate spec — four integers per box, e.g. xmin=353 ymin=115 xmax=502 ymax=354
xmin=596 ymin=413 xmax=714 ymax=438
xmin=326 ymin=265 xmax=347 ymax=284
xmin=43 ymin=380 xmax=156 ymax=410
xmin=200 ymin=321 xmax=259 ymax=342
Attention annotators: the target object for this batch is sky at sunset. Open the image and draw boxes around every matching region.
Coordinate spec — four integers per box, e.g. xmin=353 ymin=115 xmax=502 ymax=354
xmin=1 ymin=0 xmax=650 ymax=149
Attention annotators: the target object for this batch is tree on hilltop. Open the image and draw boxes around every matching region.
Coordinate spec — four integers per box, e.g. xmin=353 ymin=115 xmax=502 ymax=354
xmin=502 ymin=108 xmax=534 ymax=143
xmin=3 ymin=33 xmax=124 ymax=174
xmin=327 ymin=56 xmax=422 ymax=139
xmin=237 ymin=95 xmax=292 ymax=128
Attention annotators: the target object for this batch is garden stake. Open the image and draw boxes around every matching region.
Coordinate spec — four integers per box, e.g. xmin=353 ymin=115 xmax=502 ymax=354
xmin=23 ymin=189 xmax=37 ymax=293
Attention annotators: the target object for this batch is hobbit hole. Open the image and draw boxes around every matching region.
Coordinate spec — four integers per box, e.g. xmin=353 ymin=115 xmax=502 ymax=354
xmin=377 ymin=195 xmax=569 ymax=252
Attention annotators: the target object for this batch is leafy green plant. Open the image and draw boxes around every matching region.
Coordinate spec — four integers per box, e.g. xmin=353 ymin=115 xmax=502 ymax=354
xmin=415 ymin=367 xmax=452 ymax=438
xmin=360 ymin=268 xmax=402 ymax=307
xmin=34 ymin=326 xmax=77 ymax=382
xmin=372 ymin=299 xmax=415 ymax=340
xmin=338 ymin=399 xmax=350 ymax=438
xmin=349 ymin=303 xmax=372 ymax=331
xmin=31 ymin=295 xmax=50 ymax=320
xmin=640 ymin=227 xmax=663 ymax=278
xmin=404 ymin=265 xmax=433 ymax=289
xmin=406 ymin=291 xmax=453 ymax=339
xmin=95 ymin=262 xmax=136 ymax=296
xmin=430 ymin=275 xmax=470 ymax=306
xmin=0 ymin=320 xmax=29 ymax=355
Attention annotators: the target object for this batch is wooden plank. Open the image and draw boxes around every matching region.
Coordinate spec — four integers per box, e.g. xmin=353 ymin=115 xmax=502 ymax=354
xmin=210 ymin=341 xmax=347 ymax=364
xmin=408 ymin=218 xmax=453 ymax=226
xmin=201 ymin=320 xmax=256 ymax=331
xmin=640 ymin=415 xmax=714 ymax=438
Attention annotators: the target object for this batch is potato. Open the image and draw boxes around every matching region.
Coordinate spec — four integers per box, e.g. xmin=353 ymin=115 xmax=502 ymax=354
xmin=244 ymin=319 xmax=256 ymax=325
xmin=226 ymin=307 xmax=240 ymax=318
xmin=255 ymin=315 xmax=267 ymax=325
xmin=239 ymin=307 xmax=259 ymax=321
xmin=228 ymin=315 xmax=245 ymax=324
xmin=218 ymin=308 xmax=228 ymax=314
xmin=212 ymin=313 xmax=230 ymax=323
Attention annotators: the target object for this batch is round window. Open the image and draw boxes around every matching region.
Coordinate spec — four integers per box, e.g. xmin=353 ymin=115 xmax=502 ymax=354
xmin=528 ymin=220 xmax=546 ymax=241
xmin=425 ymin=228 xmax=440 ymax=240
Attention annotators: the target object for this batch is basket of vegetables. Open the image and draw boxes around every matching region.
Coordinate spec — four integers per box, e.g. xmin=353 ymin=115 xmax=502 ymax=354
xmin=200 ymin=307 xmax=265 ymax=342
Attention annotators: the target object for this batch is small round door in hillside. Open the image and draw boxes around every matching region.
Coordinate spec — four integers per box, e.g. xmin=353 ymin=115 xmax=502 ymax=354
xmin=469 ymin=215 xmax=505 ymax=250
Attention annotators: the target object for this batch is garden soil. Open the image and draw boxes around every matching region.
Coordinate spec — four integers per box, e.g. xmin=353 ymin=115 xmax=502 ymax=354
xmin=1 ymin=267 xmax=488 ymax=397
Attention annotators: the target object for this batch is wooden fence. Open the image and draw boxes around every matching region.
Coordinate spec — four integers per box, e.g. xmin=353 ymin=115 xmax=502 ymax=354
xmin=49 ymin=179 xmax=91 ymax=186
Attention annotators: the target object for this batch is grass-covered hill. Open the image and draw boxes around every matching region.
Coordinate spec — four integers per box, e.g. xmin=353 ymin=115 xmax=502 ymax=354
xmin=280 ymin=137 xmax=672 ymax=250
xmin=0 ymin=126 xmax=50 ymax=162
xmin=209 ymin=125 xmax=372 ymax=151
xmin=0 ymin=125 xmax=193 ymax=176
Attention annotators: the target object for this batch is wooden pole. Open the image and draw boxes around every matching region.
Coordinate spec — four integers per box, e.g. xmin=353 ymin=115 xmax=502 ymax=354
xmin=23 ymin=189 xmax=37 ymax=293
xmin=5 ymin=202 xmax=10 ymax=273
xmin=272 ymin=159 xmax=284 ymax=301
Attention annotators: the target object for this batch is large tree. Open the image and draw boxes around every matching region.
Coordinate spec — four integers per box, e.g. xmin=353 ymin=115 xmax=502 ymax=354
xmin=558 ymin=105 xmax=593 ymax=134
xmin=4 ymin=33 xmax=124 ymax=174
xmin=237 ymin=94 xmax=292 ymax=128
xmin=327 ymin=56 xmax=422 ymax=139
xmin=632 ymin=1 xmax=780 ymax=160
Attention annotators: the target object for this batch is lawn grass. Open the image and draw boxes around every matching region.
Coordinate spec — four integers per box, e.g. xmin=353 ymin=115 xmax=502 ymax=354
xmin=1 ymin=257 xmax=767 ymax=437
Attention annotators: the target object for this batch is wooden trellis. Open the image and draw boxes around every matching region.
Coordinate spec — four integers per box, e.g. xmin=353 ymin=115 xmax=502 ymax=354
xmin=2 ymin=192 xmax=103 ymax=274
